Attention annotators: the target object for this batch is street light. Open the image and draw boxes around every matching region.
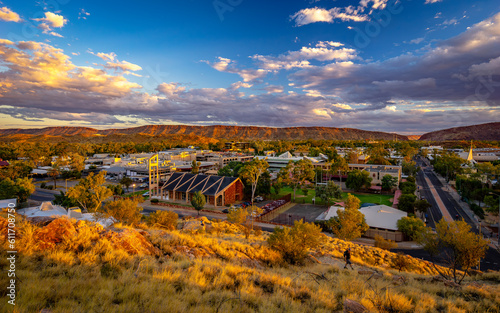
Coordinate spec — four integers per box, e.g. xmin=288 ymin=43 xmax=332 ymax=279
xmin=489 ymin=191 xmax=500 ymax=246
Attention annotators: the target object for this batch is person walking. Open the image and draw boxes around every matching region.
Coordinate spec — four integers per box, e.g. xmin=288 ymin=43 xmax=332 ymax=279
xmin=343 ymin=248 xmax=354 ymax=270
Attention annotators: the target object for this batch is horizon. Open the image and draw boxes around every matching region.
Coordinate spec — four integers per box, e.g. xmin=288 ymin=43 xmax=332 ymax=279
xmin=0 ymin=0 xmax=500 ymax=134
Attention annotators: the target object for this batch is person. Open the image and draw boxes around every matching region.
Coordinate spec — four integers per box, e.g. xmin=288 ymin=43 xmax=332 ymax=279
xmin=343 ymin=248 xmax=354 ymax=270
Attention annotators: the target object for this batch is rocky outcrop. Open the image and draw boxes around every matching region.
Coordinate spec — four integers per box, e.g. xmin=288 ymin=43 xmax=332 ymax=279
xmin=105 ymin=228 xmax=159 ymax=255
xmin=35 ymin=218 xmax=76 ymax=250
xmin=420 ymin=122 xmax=500 ymax=141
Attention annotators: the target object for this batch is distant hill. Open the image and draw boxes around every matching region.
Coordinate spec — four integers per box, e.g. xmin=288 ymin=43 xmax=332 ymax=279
xmin=0 ymin=125 xmax=409 ymax=142
xmin=419 ymin=122 xmax=500 ymax=141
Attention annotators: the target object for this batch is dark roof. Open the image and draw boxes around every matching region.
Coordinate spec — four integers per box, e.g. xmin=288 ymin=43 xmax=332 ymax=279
xmin=161 ymin=172 xmax=241 ymax=196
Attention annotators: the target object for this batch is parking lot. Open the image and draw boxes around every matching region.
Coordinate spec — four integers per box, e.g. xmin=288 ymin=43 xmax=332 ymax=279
xmin=271 ymin=203 xmax=328 ymax=224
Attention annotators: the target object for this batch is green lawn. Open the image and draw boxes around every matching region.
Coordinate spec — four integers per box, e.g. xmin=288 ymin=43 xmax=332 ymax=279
xmin=273 ymin=186 xmax=393 ymax=206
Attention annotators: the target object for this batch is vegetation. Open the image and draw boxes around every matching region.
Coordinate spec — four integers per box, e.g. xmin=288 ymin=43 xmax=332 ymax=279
xmin=397 ymin=216 xmax=426 ymax=240
xmin=102 ymin=197 xmax=143 ymax=226
xmin=418 ymin=219 xmax=489 ymax=284
xmin=267 ymin=220 xmax=324 ymax=264
xmin=345 ymin=170 xmax=372 ymax=192
xmin=67 ymin=171 xmax=113 ymax=213
xmin=190 ymin=191 xmax=206 ymax=215
xmin=0 ymin=212 xmax=499 ymax=313
xmin=278 ymin=159 xmax=315 ymax=201
xmin=148 ymin=210 xmax=178 ymax=230
xmin=397 ymin=194 xmax=417 ymax=214
xmin=315 ymin=181 xmax=342 ymax=205
xmin=374 ymin=235 xmax=398 ymax=251
xmin=381 ymin=174 xmax=398 ymax=191
xmin=119 ymin=177 xmax=133 ymax=192
xmin=239 ymin=159 xmax=269 ymax=205
xmin=328 ymin=194 xmax=369 ymax=241
xmin=0 ymin=177 xmax=35 ymax=205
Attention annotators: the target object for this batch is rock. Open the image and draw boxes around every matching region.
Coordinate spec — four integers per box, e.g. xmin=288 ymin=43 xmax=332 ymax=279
xmin=106 ymin=228 xmax=158 ymax=255
xmin=35 ymin=218 xmax=76 ymax=250
xmin=27 ymin=216 xmax=56 ymax=226
xmin=343 ymin=299 xmax=368 ymax=313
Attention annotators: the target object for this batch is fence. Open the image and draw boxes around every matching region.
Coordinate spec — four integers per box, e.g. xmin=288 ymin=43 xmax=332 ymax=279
xmin=255 ymin=194 xmax=291 ymax=222
xmin=271 ymin=213 xmax=308 ymax=226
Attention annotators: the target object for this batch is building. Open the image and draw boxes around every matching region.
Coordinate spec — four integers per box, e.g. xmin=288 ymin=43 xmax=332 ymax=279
xmin=347 ymin=164 xmax=402 ymax=185
xmin=159 ymin=172 xmax=244 ymax=208
xmin=317 ymin=204 xmax=407 ymax=241
xmin=199 ymin=153 xmax=253 ymax=169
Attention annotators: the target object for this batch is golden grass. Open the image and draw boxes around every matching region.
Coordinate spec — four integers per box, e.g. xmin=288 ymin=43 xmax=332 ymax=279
xmin=0 ymin=215 xmax=499 ymax=312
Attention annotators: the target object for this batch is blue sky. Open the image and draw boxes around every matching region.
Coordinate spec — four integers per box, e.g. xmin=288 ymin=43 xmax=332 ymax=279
xmin=0 ymin=0 xmax=499 ymax=134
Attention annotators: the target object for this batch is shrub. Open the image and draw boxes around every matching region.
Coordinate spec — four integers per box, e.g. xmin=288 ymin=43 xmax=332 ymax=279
xmin=150 ymin=198 xmax=159 ymax=204
xmin=470 ymin=203 xmax=485 ymax=219
xmin=40 ymin=182 xmax=46 ymax=189
xmin=267 ymin=220 xmax=324 ymax=264
xmin=102 ymin=198 xmax=142 ymax=226
xmin=397 ymin=216 xmax=425 ymax=240
xmin=148 ymin=210 xmax=178 ymax=230
xmin=374 ymin=235 xmax=397 ymax=251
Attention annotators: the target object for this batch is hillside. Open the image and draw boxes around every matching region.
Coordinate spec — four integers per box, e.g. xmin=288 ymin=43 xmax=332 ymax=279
xmin=1 ymin=215 xmax=499 ymax=312
xmin=0 ymin=125 xmax=409 ymax=142
xmin=420 ymin=122 xmax=500 ymax=141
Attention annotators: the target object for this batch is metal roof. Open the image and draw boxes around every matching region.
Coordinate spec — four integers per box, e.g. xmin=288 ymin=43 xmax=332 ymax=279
xmin=161 ymin=172 xmax=241 ymax=196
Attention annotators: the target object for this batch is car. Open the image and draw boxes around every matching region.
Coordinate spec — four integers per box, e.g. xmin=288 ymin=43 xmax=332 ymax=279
xmin=254 ymin=196 xmax=264 ymax=202
xmin=222 ymin=209 xmax=229 ymax=214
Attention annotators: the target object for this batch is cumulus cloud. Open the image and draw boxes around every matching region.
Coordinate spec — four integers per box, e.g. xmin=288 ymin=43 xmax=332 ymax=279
xmin=0 ymin=6 xmax=22 ymax=22
xmin=252 ymin=42 xmax=357 ymax=71
xmin=291 ymin=7 xmax=369 ymax=26
xmin=425 ymin=0 xmax=442 ymax=4
xmin=32 ymin=12 xmax=68 ymax=37
xmin=206 ymin=57 xmax=268 ymax=82
xmin=291 ymin=12 xmax=500 ymax=108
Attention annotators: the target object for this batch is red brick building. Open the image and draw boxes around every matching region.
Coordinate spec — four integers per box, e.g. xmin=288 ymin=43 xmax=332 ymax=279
xmin=160 ymin=172 xmax=244 ymax=208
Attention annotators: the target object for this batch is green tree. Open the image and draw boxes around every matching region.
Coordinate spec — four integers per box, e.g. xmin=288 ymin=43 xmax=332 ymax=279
xmin=267 ymin=220 xmax=324 ymax=264
xmin=397 ymin=216 xmax=425 ymax=240
xmin=103 ymin=197 xmax=143 ymax=226
xmin=315 ymin=181 xmax=342 ymax=205
xmin=402 ymin=161 xmax=419 ymax=176
xmin=239 ymin=159 xmax=269 ymax=205
xmin=345 ymin=170 xmax=372 ymax=191
xmin=381 ymin=174 xmax=398 ymax=191
xmin=272 ymin=179 xmax=283 ymax=198
xmin=67 ymin=171 xmax=113 ymax=213
xmin=418 ymin=219 xmax=488 ymax=284
xmin=400 ymin=181 xmax=417 ymax=194
xmin=484 ymin=195 xmax=499 ymax=214
xmin=218 ymin=161 xmax=244 ymax=177
xmin=414 ymin=199 xmax=431 ymax=213
xmin=107 ymin=184 xmax=124 ymax=196
xmin=191 ymin=191 xmax=206 ymax=215
xmin=120 ymin=177 xmax=133 ymax=192
xmin=397 ymin=194 xmax=417 ymax=214
xmin=13 ymin=177 xmax=35 ymax=204
xmin=53 ymin=191 xmax=79 ymax=208
xmin=328 ymin=194 xmax=369 ymax=241
xmin=278 ymin=159 xmax=315 ymax=201
xmin=191 ymin=160 xmax=201 ymax=174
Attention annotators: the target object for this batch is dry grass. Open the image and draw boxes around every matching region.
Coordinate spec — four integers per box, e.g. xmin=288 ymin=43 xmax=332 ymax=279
xmin=0 ymin=214 xmax=499 ymax=312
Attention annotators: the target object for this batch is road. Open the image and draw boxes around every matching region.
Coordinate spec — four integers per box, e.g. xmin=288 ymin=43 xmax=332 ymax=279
xmin=29 ymin=189 xmax=57 ymax=202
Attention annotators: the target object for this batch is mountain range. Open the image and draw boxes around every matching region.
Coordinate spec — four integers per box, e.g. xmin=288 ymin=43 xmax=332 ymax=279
xmin=0 ymin=123 xmax=499 ymax=142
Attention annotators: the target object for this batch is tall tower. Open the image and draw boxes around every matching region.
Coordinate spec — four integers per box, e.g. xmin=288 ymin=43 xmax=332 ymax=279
xmin=466 ymin=141 xmax=474 ymax=162
xmin=148 ymin=154 xmax=160 ymax=198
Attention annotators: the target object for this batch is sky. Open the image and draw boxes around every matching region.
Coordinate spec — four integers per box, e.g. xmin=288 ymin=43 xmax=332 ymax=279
xmin=0 ymin=0 xmax=499 ymax=135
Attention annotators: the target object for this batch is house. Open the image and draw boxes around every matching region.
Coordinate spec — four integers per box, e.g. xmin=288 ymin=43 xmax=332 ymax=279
xmin=317 ymin=204 xmax=407 ymax=241
xmin=160 ymin=172 xmax=244 ymax=208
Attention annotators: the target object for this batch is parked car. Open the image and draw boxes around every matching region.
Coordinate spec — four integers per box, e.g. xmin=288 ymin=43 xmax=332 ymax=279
xmin=254 ymin=196 xmax=264 ymax=202
xmin=222 ymin=209 xmax=229 ymax=214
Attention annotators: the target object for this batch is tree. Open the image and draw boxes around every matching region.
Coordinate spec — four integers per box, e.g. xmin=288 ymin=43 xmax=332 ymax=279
xmin=267 ymin=220 xmax=324 ymax=264
xmin=191 ymin=191 xmax=206 ymax=215
xmin=13 ymin=177 xmax=35 ymax=204
xmin=218 ymin=161 xmax=243 ymax=177
xmin=381 ymin=174 xmax=398 ymax=191
xmin=0 ymin=161 xmax=33 ymax=180
xmin=400 ymin=181 xmax=417 ymax=194
xmin=0 ymin=177 xmax=35 ymax=205
xmin=227 ymin=205 xmax=249 ymax=224
xmin=345 ymin=170 xmax=372 ymax=191
xmin=107 ymin=184 xmax=124 ymax=196
xmin=278 ymin=159 xmax=315 ymax=201
xmin=402 ymin=161 xmax=419 ymax=176
xmin=414 ymin=199 xmax=431 ymax=213
xmin=367 ymin=145 xmax=390 ymax=165
xmin=68 ymin=152 xmax=85 ymax=172
xmin=315 ymin=181 xmax=342 ymax=206
xmin=272 ymin=179 xmax=283 ymax=198
xmin=191 ymin=160 xmax=201 ymax=174
xmin=67 ymin=171 xmax=113 ymax=213
xmin=239 ymin=159 xmax=269 ymax=205
xmin=328 ymin=194 xmax=369 ymax=241
xmin=53 ymin=191 xmax=79 ymax=208
xmin=397 ymin=194 xmax=417 ymax=214
xmin=120 ymin=177 xmax=133 ymax=192
xmin=484 ymin=195 xmax=499 ymax=214
xmin=397 ymin=216 xmax=425 ymax=240
xmin=418 ymin=219 xmax=488 ymax=284
xmin=103 ymin=197 xmax=143 ymax=225
xmin=47 ymin=162 xmax=62 ymax=189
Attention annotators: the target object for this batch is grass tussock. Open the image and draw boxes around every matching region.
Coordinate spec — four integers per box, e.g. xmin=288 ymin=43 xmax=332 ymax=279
xmin=0 ymin=213 xmax=499 ymax=313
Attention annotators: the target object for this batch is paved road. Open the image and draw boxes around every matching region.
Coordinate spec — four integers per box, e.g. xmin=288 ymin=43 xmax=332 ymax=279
xmin=29 ymin=189 xmax=57 ymax=202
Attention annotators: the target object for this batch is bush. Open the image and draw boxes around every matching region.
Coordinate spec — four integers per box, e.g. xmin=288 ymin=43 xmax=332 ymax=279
xmin=40 ymin=182 xmax=46 ymax=188
xmin=470 ymin=203 xmax=485 ymax=219
xmin=150 ymin=198 xmax=159 ymax=204
xmin=397 ymin=216 xmax=425 ymax=240
xmin=46 ymin=185 xmax=54 ymax=190
xmin=102 ymin=198 xmax=142 ymax=225
xmin=267 ymin=220 xmax=324 ymax=264
xmin=148 ymin=210 xmax=178 ymax=230
xmin=374 ymin=235 xmax=397 ymax=250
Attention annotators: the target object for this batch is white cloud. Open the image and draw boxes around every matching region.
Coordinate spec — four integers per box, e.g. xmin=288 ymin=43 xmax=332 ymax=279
xmin=78 ymin=9 xmax=90 ymax=20
xmin=291 ymin=7 xmax=368 ymax=26
xmin=0 ymin=7 xmax=22 ymax=22
xmin=105 ymin=60 xmax=142 ymax=72
xmin=425 ymin=0 xmax=442 ymax=4
xmin=32 ymin=12 xmax=68 ymax=37
xmin=207 ymin=57 xmax=268 ymax=82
